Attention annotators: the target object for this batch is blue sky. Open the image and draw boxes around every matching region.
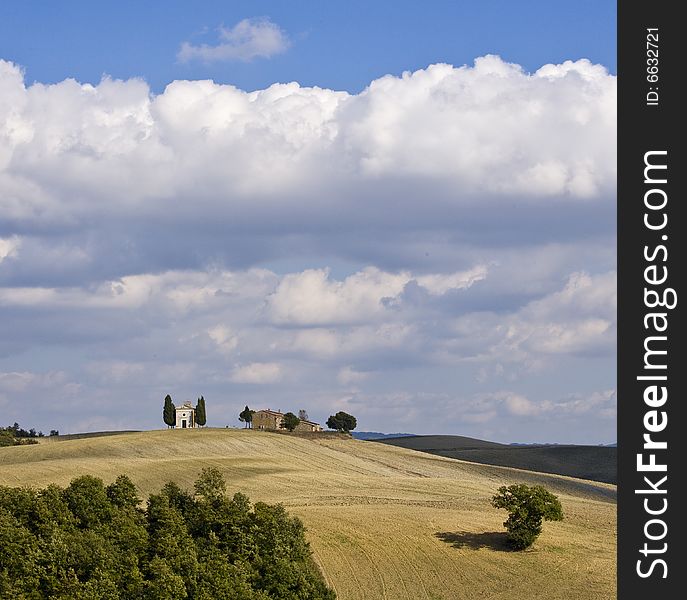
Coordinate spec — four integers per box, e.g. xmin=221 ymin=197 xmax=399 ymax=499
xmin=0 ymin=2 xmax=616 ymax=442
xmin=2 ymin=1 xmax=615 ymax=92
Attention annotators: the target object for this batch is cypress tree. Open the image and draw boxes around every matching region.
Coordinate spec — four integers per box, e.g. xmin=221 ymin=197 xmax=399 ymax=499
xmin=163 ymin=395 xmax=175 ymax=428
xmin=195 ymin=396 xmax=207 ymax=427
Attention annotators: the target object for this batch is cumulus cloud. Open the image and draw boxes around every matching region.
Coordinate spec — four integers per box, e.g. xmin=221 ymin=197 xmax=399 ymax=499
xmin=0 ymin=56 xmax=614 ymax=247
xmin=177 ymin=18 xmax=290 ymax=63
xmin=0 ymin=263 xmax=616 ymax=398
xmin=265 ymin=268 xmax=405 ymax=325
xmin=265 ymin=266 xmax=486 ymax=326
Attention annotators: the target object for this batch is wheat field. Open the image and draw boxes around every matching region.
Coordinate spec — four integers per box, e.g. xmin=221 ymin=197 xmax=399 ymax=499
xmin=0 ymin=429 xmax=616 ymax=600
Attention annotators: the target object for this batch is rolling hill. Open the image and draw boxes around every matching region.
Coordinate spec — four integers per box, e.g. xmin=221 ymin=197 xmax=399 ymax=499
xmin=0 ymin=429 xmax=616 ymax=600
xmin=376 ymin=435 xmax=617 ymax=484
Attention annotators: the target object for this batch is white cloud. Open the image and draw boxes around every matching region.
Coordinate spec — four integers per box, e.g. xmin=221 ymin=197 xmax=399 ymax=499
xmin=502 ymin=392 xmax=543 ymax=416
xmin=0 ymin=236 xmax=20 ymax=262
xmin=177 ymin=18 xmax=290 ymax=63
xmin=439 ymin=270 xmax=617 ymax=369
xmin=265 ymin=265 xmax=488 ymax=326
xmin=416 ymin=265 xmax=488 ymax=295
xmin=0 ymin=265 xmax=615 ymax=372
xmin=334 ymin=57 xmax=615 ymax=194
xmin=0 ymin=55 xmax=615 ymax=243
xmin=0 ymin=268 xmax=277 ymax=311
xmin=266 ymin=267 xmax=408 ymax=325
xmin=207 ymin=325 xmax=238 ymax=354
xmin=230 ymin=362 xmax=283 ymax=384
xmin=512 ymin=271 xmax=616 ymax=356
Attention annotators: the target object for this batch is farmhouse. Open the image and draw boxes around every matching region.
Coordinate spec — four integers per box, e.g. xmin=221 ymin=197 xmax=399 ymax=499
xmin=253 ymin=409 xmax=322 ymax=432
xmin=295 ymin=419 xmax=323 ymax=433
xmin=253 ymin=409 xmax=283 ymax=430
xmin=175 ymin=402 xmax=197 ymax=429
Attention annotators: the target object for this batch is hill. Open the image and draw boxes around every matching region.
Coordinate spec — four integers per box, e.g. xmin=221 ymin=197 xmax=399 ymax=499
xmin=376 ymin=435 xmax=617 ymax=484
xmin=376 ymin=434 xmax=507 ymax=450
xmin=0 ymin=428 xmax=616 ymax=600
xmin=352 ymin=431 xmax=416 ymax=440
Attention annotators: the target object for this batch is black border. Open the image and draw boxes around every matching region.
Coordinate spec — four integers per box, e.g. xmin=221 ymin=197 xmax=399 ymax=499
xmin=618 ymin=2 xmax=685 ymax=597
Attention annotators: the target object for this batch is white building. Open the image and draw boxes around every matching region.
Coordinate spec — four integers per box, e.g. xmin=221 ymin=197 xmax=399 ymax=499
xmin=175 ymin=402 xmax=197 ymax=428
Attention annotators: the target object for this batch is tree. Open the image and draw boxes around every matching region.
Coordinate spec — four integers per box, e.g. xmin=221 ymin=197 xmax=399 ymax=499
xmin=106 ymin=475 xmax=141 ymax=509
xmin=491 ymin=484 xmax=563 ymax=549
xmin=163 ymin=395 xmax=175 ymax=428
xmin=326 ymin=411 xmax=357 ymax=433
xmin=238 ymin=406 xmax=254 ymax=429
xmin=195 ymin=396 xmax=207 ymax=427
xmin=281 ymin=413 xmax=300 ymax=432
xmin=298 ymin=409 xmax=309 ymax=422
xmin=64 ymin=475 xmax=113 ymax=529
xmin=194 ymin=467 xmax=227 ymax=504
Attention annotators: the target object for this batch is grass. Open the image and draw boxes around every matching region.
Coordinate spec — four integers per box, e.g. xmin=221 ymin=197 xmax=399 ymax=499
xmin=376 ymin=435 xmax=617 ymax=484
xmin=0 ymin=428 xmax=616 ymax=600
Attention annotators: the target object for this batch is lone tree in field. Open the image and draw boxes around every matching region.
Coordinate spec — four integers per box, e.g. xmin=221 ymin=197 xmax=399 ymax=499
xmin=195 ymin=396 xmax=207 ymax=427
xmin=281 ymin=412 xmax=300 ymax=432
xmin=491 ymin=484 xmax=563 ymax=550
xmin=238 ymin=405 xmax=255 ymax=428
xmin=326 ymin=411 xmax=357 ymax=432
xmin=163 ymin=394 xmax=175 ymax=428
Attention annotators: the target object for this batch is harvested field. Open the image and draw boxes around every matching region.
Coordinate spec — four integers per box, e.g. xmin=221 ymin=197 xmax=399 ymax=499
xmin=0 ymin=428 xmax=616 ymax=600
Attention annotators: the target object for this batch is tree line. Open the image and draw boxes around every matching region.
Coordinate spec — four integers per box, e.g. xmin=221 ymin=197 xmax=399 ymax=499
xmin=0 ymin=468 xmax=336 ymax=599
xmin=238 ymin=407 xmax=357 ymax=433
xmin=1 ymin=423 xmax=59 ymax=447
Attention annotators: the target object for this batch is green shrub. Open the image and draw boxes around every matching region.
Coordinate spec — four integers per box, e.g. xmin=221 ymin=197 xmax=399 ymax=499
xmin=491 ymin=483 xmax=563 ymax=550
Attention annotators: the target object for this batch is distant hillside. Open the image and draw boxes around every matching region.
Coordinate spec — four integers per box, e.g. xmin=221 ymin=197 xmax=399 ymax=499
xmin=352 ymin=431 xmax=416 ymax=440
xmin=377 ymin=434 xmax=506 ymax=450
xmin=375 ymin=435 xmax=617 ymax=484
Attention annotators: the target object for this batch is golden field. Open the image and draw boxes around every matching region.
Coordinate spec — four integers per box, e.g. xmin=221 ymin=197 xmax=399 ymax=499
xmin=0 ymin=429 xmax=616 ymax=600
